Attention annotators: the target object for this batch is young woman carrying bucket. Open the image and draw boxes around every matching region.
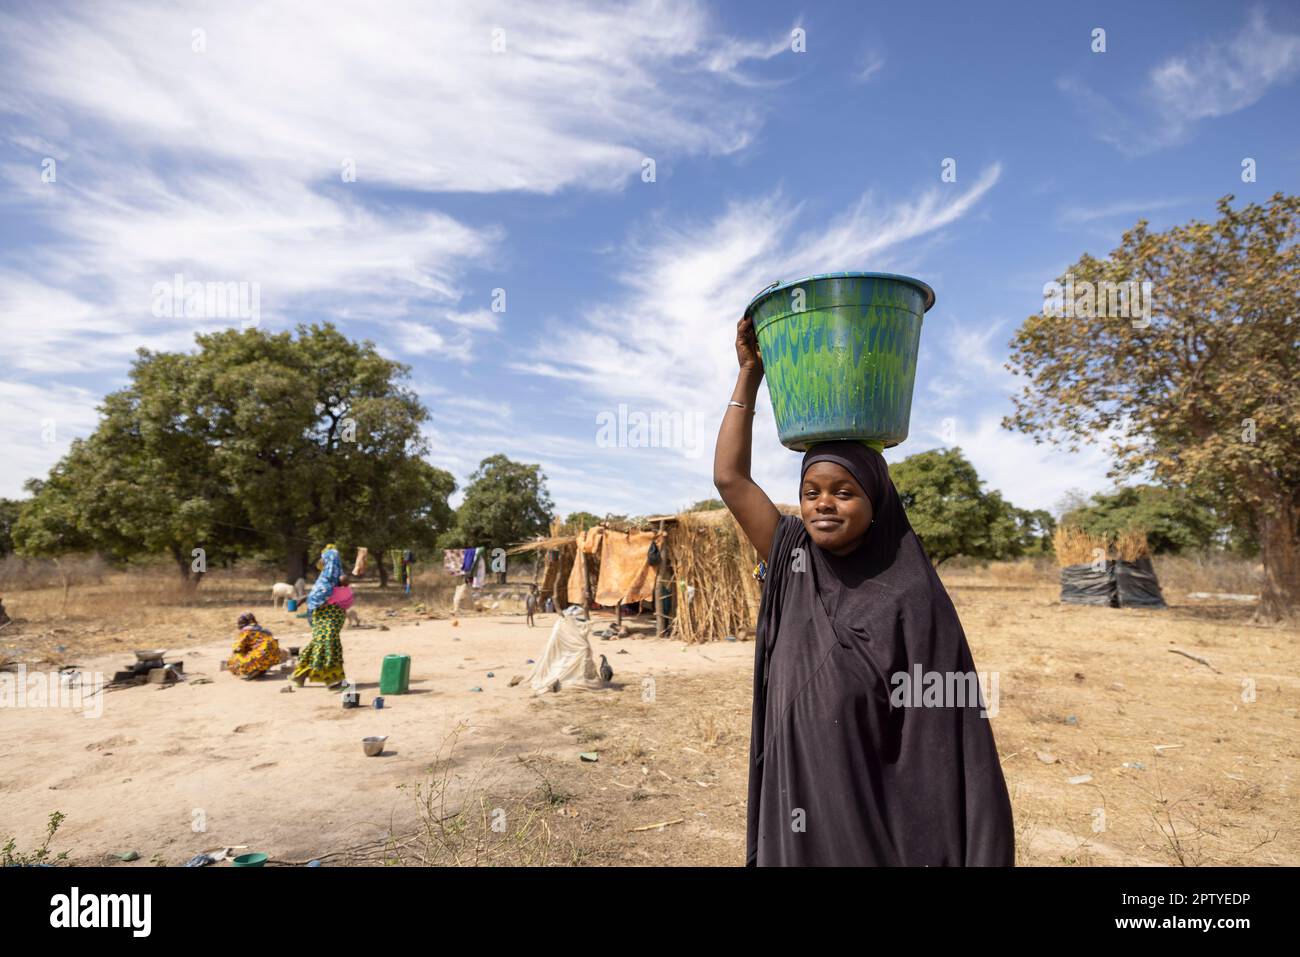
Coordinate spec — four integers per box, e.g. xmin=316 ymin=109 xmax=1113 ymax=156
xmin=714 ymin=274 xmax=1015 ymax=867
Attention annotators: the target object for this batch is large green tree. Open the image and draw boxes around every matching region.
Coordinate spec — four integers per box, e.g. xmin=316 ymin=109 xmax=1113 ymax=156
xmin=16 ymin=324 xmax=448 ymax=582
xmin=440 ymin=455 xmax=555 ymax=582
xmin=889 ymin=447 xmax=1037 ymax=565
xmin=1004 ymin=193 xmax=1298 ymax=621
xmin=333 ymin=458 xmax=456 ymax=587
xmin=562 ymin=511 xmax=603 ymax=530
xmin=687 ymin=497 xmax=726 ymax=512
xmin=0 ymin=499 xmax=23 ymax=557
xmin=1061 ymin=484 xmax=1220 ymax=554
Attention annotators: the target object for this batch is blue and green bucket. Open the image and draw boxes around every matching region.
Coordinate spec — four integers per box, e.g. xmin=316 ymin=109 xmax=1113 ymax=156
xmin=744 ymin=272 xmax=935 ymax=452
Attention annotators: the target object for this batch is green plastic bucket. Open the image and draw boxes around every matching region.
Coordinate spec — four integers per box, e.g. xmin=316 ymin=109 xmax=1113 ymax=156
xmin=745 ymin=272 xmax=934 ymax=451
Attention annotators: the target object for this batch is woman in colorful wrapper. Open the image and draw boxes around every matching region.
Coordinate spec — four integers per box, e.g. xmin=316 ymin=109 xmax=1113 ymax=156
xmin=227 ymin=612 xmax=281 ymax=679
xmin=292 ymin=544 xmax=348 ymax=689
xmin=715 ymin=315 xmax=1015 ymax=867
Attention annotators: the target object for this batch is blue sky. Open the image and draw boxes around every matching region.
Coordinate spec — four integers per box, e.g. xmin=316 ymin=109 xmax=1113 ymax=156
xmin=2 ymin=0 xmax=1298 ymax=519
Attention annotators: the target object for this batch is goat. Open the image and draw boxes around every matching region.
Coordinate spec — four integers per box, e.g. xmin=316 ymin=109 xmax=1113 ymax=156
xmin=270 ymin=582 xmax=297 ymax=608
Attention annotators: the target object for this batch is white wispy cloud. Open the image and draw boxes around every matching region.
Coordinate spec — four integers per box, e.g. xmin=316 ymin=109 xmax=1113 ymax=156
xmin=1059 ymin=8 xmax=1300 ymax=155
xmin=0 ymin=0 xmax=786 ymax=496
xmin=0 ymin=0 xmax=770 ymax=195
xmin=703 ymin=29 xmax=794 ymax=78
xmin=0 ymin=0 xmax=782 ymax=347
xmin=922 ymin=315 xmax=1009 ymax=404
xmin=1150 ymin=7 xmax=1300 ymax=125
xmin=0 ymin=381 xmax=104 ymax=498
xmin=852 ymin=50 xmax=886 ymax=84
xmin=509 ymin=167 xmax=1004 ymax=514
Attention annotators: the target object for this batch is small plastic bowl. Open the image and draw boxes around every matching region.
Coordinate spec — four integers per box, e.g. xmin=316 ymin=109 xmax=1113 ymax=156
xmin=231 ymin=852 xmax=268 ymax=867
xmin=362 ymin=736 xmax=388 ymax=757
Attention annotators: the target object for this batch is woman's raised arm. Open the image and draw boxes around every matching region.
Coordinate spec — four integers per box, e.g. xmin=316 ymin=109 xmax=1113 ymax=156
xmin=713 ymin=316 xmax=781 ymax=563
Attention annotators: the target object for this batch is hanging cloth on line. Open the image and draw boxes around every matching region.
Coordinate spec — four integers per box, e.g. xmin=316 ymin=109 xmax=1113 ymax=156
xmin=595 ymin=530 xmax=662 ymax=607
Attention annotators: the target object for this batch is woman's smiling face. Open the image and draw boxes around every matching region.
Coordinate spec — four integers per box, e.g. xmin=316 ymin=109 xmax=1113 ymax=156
xmin=800 ymin=461 xmax=873 ymax=555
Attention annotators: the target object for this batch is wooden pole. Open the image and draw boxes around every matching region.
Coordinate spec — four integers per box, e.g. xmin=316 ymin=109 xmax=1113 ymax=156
xmin=553 ymin=549 xmax=564 ymax=613
xmin=653 ymin=521 xmax=666 ymax=637
xmin=580 ymin=528 xmax=591 ymax=619
xmin=613 ymin=524 xmax=626 ymax=628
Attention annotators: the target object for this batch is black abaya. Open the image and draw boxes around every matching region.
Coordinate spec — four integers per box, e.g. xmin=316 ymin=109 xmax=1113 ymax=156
xmin=745 ymin=440 xmax=1015 ymax=866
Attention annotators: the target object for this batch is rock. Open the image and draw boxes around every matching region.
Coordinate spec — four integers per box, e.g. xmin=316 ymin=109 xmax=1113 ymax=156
xmin=1035 ymin=751 xmax=1058 ymax=764
xmin=1066 ymin=774 xmax=1093 ymax=785
xmin=508 ymin=675 xmax=523 ymax=687
xmin=578 ymin=752 xmax=599 ymax=762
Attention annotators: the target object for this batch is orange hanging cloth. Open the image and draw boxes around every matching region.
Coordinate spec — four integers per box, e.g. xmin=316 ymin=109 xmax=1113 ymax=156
xmin=566 ymin=531 xmax=589 ymax=605
xmin=595 ymin=530 xmax=662 ymax=607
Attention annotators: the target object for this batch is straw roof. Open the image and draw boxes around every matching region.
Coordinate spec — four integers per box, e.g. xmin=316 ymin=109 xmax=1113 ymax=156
xmin=507 ymin=503 xmax=801 ymax=553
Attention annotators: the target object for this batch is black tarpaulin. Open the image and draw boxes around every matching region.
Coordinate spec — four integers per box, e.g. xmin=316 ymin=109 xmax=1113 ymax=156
xmin=1060 ymin=561 xmax=1118 ymax=606
xmin=1116 ymin=557 xmax=1168 ymax=609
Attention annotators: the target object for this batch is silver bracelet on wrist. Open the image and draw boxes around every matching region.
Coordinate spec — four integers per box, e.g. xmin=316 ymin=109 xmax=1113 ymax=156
xmin=728 ymin=400 xmax=756 ymax=414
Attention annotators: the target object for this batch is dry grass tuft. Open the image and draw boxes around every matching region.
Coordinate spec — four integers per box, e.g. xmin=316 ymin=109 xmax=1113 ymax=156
xmin=1051 ymin=525 xmax=1108 ymax=567
xmin=1115 ymin=528 xmax=1151 ymax=562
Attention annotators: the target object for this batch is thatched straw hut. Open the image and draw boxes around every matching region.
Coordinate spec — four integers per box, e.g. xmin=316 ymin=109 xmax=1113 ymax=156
xmin=507 ymin=504 xmax=800 ymax=643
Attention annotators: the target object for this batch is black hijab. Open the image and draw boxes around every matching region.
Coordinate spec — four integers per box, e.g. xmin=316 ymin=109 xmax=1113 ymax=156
xmin=745 ymin=440 xmax=1015 ymax=866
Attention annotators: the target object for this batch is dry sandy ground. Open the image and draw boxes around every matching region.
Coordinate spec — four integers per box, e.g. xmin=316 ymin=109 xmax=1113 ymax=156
xmin=0 ymin=609 xmax=755 ymax=865
xmin=2 ymin=573 xmax=1298 ymax=866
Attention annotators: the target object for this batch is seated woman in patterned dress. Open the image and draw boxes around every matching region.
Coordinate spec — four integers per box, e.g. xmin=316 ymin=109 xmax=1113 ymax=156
xmin=227 ymin=612 xmax=282 ymax=679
